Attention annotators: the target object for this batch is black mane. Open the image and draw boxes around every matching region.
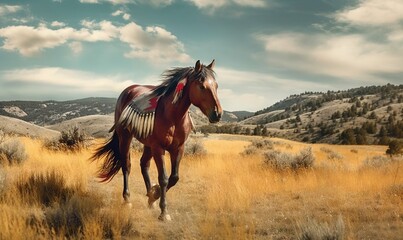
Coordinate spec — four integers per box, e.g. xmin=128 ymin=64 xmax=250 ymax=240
xmin=151 ymin=65 xmax=216 ymax=97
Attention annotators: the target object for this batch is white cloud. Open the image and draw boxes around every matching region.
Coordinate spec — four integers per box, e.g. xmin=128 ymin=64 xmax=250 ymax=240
xmin=256 ymin=32 xmax=403 ymax=81
xmin=51 ymin=21 xmax=66 ymax=27
xmin=388 ymin=29 xmax=403 ymax=42
xmin=80 ymin=0 xmax=171 ymax=6
xmin=80 ymin=19 xmax=96 ymax=28
xmin=0 ymin=20 xmax=189 ymax=64
xmin=68 ymin=41 xmax=83 ymax=54
xmin=334 ymin=0 xmax=403 ymax=27
xmin=0 ymin=5 xmax=22 ymax=16
xmin=111 ymin=10 xmax=124 ymax=16
xmin=122 ymin=13 xmax=131 ymax=20
xmin=107 ymin=0 xmax=133 ymax=4
xmin=187 ymin=0 xmax=267 ymax=10
xmin=79 ymin=0 xmax=99 ymax=3
xmin=145 ymin=0 xmax=175 ymax=7
xmin=120 ymin=23 xmax=191 ymax=63
xmin=111 ymin=10 xmax=131 ymax=20
xmin=0 ymin=25 xmax=73 ymax=56
xmin=0 ymin=22 xmax=119 ymax=56
xmin=233 ymin=0 xmax=266 ymax=8
xmin=220 ymin=88 xmax=267 ymax=112
xmin=79 ymin=0 xmax=133 ymax=4
xmin=2 ymin=67 xmax=133 ymax=93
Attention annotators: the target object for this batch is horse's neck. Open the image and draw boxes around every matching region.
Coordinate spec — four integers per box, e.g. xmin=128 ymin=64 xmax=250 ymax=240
xmin=160 ymin=89 xmax=191 ymax=125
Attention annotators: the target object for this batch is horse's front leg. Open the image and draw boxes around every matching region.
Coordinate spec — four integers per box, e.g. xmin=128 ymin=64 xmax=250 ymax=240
xmin=118 ymin=130 xmax=132 ymax=203
xmin=140 ymin=146 xmax=156 ymax=207
xmin=152 ymin=147 xmax=170 ymax=221
xmin=168 ymin=145 xmax=184 ymax=190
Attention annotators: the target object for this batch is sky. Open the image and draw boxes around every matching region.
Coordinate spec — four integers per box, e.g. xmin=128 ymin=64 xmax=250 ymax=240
xmin=0 ymin=0 xmax=402 ymax=112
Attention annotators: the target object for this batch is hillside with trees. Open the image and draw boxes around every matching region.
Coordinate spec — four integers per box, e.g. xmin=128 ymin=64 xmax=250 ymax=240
xmin=198 ymin=84 xmax=403 ymax=146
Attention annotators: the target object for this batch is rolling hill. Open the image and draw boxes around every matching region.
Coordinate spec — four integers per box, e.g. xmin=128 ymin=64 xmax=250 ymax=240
xmin=201 ymin=84 xmax=403 ymax=144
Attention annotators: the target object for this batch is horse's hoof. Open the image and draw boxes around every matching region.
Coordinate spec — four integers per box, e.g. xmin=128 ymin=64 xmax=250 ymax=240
xmin=149 ymin=184 xmax=161 ymax=200
xmin=148 ymin=200 xmax=155 ymax=209
xmin=147 ymin=184 xmax=160 ymax=208
xmin=158 ymin=214 xmax=172 ymax=221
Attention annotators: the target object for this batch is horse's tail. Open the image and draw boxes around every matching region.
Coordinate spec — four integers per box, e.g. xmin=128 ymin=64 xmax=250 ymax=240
xmin=90 ymin=131 xmax=121 ymax=182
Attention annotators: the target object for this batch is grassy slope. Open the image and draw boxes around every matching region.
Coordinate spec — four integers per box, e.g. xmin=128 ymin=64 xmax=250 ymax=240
xmin=0 ymin=135 xmax=402 ymax=239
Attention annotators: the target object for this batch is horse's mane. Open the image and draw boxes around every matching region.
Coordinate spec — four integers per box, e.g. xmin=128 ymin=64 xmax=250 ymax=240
xmin=151 ymin=65 xmax=216 ymax=98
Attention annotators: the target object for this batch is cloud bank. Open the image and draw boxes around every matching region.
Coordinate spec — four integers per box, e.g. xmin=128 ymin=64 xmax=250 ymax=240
xmin=0 ymin=20 xmax=190 ymax=64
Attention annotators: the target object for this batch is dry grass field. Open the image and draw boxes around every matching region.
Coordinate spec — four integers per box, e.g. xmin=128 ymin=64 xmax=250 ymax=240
xmin=0 ymin=134 xmax=402 ymax=239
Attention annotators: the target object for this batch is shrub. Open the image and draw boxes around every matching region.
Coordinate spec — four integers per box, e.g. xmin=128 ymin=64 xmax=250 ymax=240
xmin=297 ymin=215 xmax=345 ymax=240
xmin=45 ymin=126 xmax=92 ymax=152
xmin=264 ymin=147 xmax=314 ymax=171
xmin=242 ymin=146 xmax=259 ymax=155
xmin=252 ymin=139 xmax=274 ymax=149
xmin=386 ymin=140 xmax=403 ymax=156
xmin=242 ymin=139 xmax=274 ymax=155
xmin=320 ymin=147 xmax=343 ymax=161
xmin=0 ymin=139 xmax=27 ymax=165
xmin=350 ymin=149 xmax=358 ymax=154
xmin=362 ymin=155 xmax=393 ymax=168
xmin=185 ymin=138 xmax=207 ymax=156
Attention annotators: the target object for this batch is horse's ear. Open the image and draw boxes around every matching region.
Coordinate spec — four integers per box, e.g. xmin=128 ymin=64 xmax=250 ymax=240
xmin=195 ymin=60 xmax=202 ymax=72
xmin=207 ymin=59 xmax=215 ymax=69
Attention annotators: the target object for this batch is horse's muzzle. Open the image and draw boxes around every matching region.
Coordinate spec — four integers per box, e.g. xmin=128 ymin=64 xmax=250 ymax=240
xmin=209 ymin=110 xmax=222 ymax=123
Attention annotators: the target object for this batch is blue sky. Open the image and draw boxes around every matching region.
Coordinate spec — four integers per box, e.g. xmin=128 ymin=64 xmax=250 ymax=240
xmin=0 ymin=0 xmax=402 ymax=111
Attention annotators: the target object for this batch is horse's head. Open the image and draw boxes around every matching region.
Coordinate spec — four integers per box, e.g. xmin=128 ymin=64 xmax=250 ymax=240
xmin=189 ymin=60 xmax=223 ymax=123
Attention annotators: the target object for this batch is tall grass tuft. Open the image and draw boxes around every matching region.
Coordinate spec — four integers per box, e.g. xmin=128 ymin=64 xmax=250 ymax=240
xmin=0 ymin=138 xmax=27 ymax=165
xmin=15 ymin=171 xmax=79 ymax=206
xmin=45 ymin=192 xmax=103 ymax=237
xmin=296 ymin=215 xmax=345 ymax=240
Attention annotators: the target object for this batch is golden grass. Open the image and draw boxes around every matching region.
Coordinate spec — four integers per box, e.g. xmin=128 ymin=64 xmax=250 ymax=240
xmin=0 ymin=135 xmax=402 ymax=239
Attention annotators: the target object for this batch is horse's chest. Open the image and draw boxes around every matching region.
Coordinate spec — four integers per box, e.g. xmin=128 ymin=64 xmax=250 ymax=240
xmin=161 ymin=125 xmax=188 ymax=148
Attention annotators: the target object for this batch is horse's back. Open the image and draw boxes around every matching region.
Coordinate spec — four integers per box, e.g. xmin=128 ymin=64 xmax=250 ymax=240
xmin=115 ymin=84 xmax=155 ymax=121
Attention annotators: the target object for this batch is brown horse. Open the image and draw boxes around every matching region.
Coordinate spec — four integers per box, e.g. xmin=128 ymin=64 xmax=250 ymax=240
xmin=91 ymin=60 xmax=222 ymax=220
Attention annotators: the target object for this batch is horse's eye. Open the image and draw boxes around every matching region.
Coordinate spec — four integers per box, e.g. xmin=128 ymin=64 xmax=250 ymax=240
xmin=199 ymin=84 xmax=206 ymax=90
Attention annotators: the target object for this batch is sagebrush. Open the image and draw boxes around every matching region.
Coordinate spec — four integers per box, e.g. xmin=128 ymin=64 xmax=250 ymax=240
xmin=0 ymin=139 xmax=27 ymax=165
xmin=45 ymin=126 xmax=92 ymax=151
xmin=264 ymin=147 xmax=315 ymax=171
xmin=185 ymin=138 xmax=207 ymax=156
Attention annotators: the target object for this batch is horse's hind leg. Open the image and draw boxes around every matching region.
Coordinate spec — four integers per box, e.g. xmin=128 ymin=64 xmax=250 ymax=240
xmin=118 ymin=129 xmax=133 ymax=203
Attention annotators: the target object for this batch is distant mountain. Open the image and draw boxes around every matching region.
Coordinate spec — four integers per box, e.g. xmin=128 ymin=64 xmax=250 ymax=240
xmin=0 ymin=97 xmax=116 ymax=126
xmin=0 ymin=97 xmax=246 ymax=127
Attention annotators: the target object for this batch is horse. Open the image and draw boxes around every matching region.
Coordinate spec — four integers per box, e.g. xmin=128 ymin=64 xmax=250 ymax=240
xmin=91 ymin=60 xmax=222 ymax=221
